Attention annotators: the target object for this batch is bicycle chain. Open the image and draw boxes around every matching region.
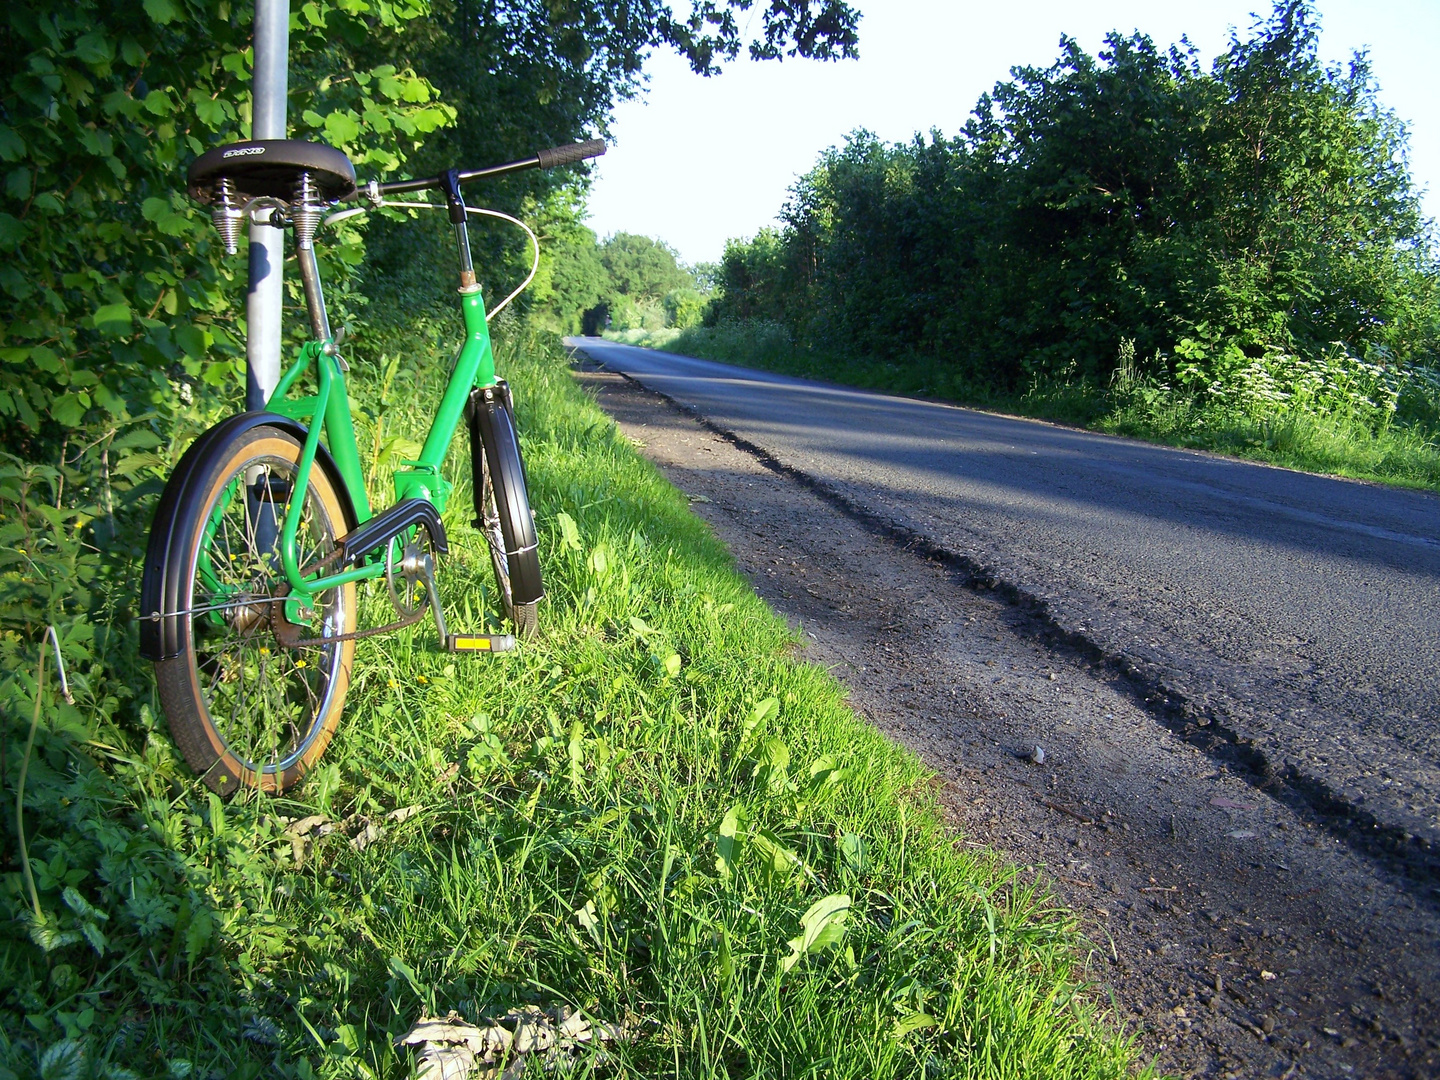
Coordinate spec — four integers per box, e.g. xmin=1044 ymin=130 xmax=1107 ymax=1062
xmin=274 ymin=548 xmax=437 ymax=649
xmin=286 ymin=605 xmax=431 ymax=648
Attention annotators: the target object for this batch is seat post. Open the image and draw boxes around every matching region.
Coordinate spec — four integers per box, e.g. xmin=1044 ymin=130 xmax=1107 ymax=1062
xmin=291 ymin=171 xmax=332 ymax=342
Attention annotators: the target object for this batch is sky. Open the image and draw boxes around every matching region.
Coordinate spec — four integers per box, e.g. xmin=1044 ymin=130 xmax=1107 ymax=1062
xmin=584 ymin=0 xmax=1440 ymax=266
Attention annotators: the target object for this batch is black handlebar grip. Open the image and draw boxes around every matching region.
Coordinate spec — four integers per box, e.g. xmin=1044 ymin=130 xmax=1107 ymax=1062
xmin=536 ymin=139 xmax=607 ymax=170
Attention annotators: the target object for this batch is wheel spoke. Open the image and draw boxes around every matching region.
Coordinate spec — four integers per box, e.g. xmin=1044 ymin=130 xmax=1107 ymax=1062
xmin=170 ymin=445 xmax=352 ymax=788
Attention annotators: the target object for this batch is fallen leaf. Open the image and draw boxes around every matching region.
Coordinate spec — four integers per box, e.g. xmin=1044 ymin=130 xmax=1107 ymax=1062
xmin=397 ymin=1005 xmax=628 ymax=1079
xmin=387 ymin=804 xmax=423 ymax=824
xmin=414 ymin=1042 xmax=475 ymax=1080
xmin=351 ymin=823 xmax=384 ymax=851
xmin=284 ymin=815 xmax=327 ymax=837
xmin=281 ymin=816 xmax=329 ymax=868
xmin=1261 ymin=970 xmax=1277 ymax=981
xmin=1210 ymin=797 xmax=1257 ymax=811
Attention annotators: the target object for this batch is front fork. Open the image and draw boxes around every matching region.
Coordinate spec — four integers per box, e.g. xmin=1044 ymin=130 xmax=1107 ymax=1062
xmin=466 ymin=380 xmax=515 ymax=529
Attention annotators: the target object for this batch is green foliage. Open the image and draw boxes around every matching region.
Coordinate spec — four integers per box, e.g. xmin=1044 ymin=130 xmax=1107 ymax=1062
xmin=529 ymin=201 xmax=611 ymax=335
xmin=534 ymin=230 xmax=711 ymax=333
xmin=357 ymin=0 xmax=862 ymax=338
xmin=598 ymin=233 xmax=692 ymax=302
xmin=706 ymin=227 xmax=791 ymax=325
xmin=617 ymin=319 xmax=799 ymax=369
xmin=0 ymin=0 xmax=450 ymax=461
xmin=711 ymin=1 xmax=1439 ymax=397
xmin=663 ymin=287 xmax=707 ymax=329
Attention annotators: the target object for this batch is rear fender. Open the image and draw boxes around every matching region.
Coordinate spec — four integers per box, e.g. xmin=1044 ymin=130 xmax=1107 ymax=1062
xmin=139 ymin=412 xmax=356 ymax=661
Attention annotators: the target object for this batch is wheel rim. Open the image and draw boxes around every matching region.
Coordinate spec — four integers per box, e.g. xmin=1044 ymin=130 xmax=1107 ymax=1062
xmin=187 ymin=452 xmax=349 ymax=779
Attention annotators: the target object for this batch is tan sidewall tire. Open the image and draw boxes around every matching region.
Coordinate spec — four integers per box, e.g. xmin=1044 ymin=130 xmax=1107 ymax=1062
xmin=156 ymin=429 xmax=356 ymax=795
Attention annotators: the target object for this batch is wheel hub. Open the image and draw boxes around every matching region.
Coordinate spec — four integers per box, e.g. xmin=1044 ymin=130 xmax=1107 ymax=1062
xmin=226 ymin=599 xmax=269 ymax=635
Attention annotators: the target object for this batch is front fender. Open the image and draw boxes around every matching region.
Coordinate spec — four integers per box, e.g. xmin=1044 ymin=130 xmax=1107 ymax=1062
xmin=138 ymin=412 xmax=356 ymax=661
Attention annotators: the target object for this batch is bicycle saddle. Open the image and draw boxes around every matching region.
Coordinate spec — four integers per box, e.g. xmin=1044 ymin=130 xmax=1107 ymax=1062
xmin=187 ymin=139 xmax=356 ymax=204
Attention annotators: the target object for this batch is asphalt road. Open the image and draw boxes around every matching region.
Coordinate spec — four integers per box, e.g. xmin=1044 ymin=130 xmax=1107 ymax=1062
xmin=567 ymin=338 xmax=1440 ymax=885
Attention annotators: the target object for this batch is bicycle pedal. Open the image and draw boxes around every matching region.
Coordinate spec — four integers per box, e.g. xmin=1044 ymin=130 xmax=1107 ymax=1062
xmin=445 ymin=633 xmax=516 ymax=653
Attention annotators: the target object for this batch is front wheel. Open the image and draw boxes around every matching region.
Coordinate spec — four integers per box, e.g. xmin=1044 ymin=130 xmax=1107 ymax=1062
xmin=152 ymin=425 xmax=357 ymax=794
xmin=477 ymin=399 xmax=541 ymax=637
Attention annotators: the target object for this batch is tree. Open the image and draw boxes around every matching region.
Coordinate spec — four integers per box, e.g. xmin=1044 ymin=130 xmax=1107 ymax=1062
xmin=360 ymin=0 xmax=861 ymax=330
xmin=712 ymin=0 xmax=1438 ymax=390
xmin=664 ymin=287 xmax=708 ymax=328
xmin=600 ymin=233 xmax=692 ymax=301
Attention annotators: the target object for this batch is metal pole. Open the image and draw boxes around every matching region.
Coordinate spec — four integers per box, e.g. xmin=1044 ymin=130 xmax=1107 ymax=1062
xmin=246 ymin=0 xmax=289 ymax=410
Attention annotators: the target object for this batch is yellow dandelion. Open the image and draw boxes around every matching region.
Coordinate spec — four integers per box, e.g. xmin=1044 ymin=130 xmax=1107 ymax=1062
xmin=259 ymin=646 xmax=270 ymax=655
xmin=388 ymin=679 xmax=398 ymax=689
xmin=416 ymin=674 xmax=428 ymax=684
xmin=295 ymin=659 xmax=308 ymax=669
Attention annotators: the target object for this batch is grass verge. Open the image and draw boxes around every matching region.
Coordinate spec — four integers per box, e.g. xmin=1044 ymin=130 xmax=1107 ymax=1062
xmin=609 ymin=323 xmax=1440 ymax=493
xmin=2 ymin=323 xmax=1142 ymax=1078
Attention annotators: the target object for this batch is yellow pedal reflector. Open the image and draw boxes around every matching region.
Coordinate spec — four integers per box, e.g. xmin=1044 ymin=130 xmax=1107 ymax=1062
xmin=446 ymin=633 xmax=516 ymax=653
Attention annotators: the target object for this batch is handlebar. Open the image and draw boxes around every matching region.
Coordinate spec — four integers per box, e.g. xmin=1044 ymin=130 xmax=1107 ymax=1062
xmin=370 ymin=138 xmax=605 ymax=199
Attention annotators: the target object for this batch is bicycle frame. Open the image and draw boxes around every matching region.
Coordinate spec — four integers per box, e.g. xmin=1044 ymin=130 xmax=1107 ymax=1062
xmin=188 ymin=154 xmax=565 ymax=613
xmin=255 ymin=285 xmax=498 ymax=601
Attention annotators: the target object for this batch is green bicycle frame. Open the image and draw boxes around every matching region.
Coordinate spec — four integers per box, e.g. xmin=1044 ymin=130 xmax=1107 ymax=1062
xmin=260 ymin=285 xmax=498 ymax=599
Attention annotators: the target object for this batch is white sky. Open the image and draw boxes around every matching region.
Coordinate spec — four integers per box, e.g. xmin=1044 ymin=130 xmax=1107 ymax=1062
xmin=585 ymin=0 xmax=1440 ymax=266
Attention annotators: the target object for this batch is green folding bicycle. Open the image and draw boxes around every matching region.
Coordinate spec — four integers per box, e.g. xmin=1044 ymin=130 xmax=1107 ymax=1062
xmin=139 ymin=137 xmax=605 ymax=795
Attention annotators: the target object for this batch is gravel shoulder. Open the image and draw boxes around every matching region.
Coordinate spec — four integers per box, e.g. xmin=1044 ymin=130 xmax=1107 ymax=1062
xmin=572 ymin=360 xmax=1440 ymax=1080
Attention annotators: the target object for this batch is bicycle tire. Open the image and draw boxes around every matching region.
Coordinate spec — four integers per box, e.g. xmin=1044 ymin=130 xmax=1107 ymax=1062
xmin=477 ymin=399 xmax=541 ymax=636
xmin=152 ymin=425 xmax=357 ymax=794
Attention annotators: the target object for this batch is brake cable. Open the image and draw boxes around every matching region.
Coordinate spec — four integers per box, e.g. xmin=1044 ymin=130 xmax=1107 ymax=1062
xmin=322 ymin=201 xmax=540 ymax=321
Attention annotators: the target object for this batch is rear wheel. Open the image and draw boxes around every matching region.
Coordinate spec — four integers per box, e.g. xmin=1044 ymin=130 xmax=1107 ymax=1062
xmin=153 ymin=426 xmax=357 ymax=794
xmin=478 ymin=402 xmax=541 ymax=637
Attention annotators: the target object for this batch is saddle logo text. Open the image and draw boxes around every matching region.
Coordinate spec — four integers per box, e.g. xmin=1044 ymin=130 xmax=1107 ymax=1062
xmin=222 ymin=146 xmax=267 ymax=158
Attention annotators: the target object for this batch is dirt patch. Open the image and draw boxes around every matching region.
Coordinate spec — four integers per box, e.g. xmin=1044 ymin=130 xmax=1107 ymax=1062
xmin=574 ymin=361 xmax=1440 ymax=1080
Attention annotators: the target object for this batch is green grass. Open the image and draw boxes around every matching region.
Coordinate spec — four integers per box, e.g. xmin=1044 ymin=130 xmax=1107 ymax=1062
xmin=622 ymin=322 xmax=1440 ymax=494
xmin=1096 ymin=384 xmax=1440 ymax=490
xmin=1 ymin=323 xmax=1144 ymax=1079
